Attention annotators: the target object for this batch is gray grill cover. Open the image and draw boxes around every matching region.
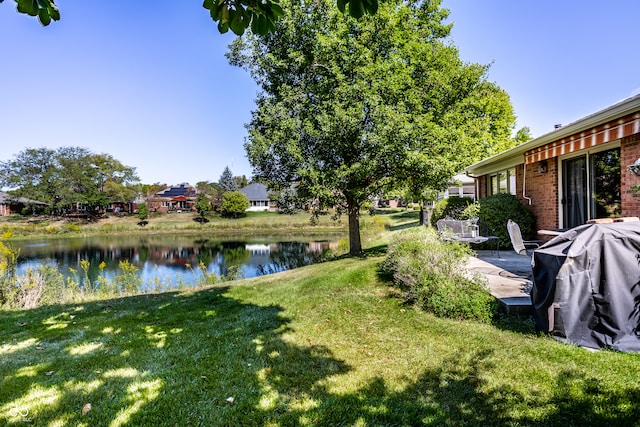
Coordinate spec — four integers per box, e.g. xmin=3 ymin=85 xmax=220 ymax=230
xmin=531 ymin=222 xmax=640 ymax=352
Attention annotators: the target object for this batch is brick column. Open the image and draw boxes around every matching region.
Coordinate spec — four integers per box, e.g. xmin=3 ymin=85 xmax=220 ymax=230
xmin=621 ymin=133 xmax=640 ymax=218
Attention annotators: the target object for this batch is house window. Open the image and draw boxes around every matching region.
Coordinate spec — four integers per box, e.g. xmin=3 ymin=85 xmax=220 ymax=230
xmin=488 ymin=168 xmax=516 ymax=196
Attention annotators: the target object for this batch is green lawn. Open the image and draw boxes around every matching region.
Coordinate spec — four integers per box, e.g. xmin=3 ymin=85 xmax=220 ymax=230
xmin=2 ymin=252 xmax=640 ymax=426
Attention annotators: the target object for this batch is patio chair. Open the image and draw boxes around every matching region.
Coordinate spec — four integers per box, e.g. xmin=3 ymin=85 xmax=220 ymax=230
xmin=507 ymin=219 xmax=540 ymax=256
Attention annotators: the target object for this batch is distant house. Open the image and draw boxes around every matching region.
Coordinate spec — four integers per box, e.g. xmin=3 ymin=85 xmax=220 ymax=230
xmin=437 ymin=174 xmax=476 ymax=201
xmin=106 ymin=200 xmax=135 ymax=214
xmin=375 ymin=198 xmax=404 ymax=209
xmin=145 ymin=183 xmax=197 ymax=213
xmin=240 ymin=183 xmax=275 ymax=212
xmin=0 ymin=192 xmax=48 ymax=216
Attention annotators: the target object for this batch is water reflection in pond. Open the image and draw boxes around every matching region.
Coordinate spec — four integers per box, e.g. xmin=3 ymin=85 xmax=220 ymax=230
xmin=13 ymin=235 xmax=339 ymax=290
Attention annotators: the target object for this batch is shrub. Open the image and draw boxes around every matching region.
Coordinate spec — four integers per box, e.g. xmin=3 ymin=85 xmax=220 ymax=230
xmin=137 ymin=202 xmax=149 ymax=226
xmin=62 ymin=223 xmax=81 ymax=234
xmin=461 ymin=193 xmax=536 ymax=248
xmin=429 ymin=196 xmax=475 ymax=227
xmin=0 ymin=239 xmax=20 ymax=306
xmin=195 ymin=193 xmax=212 ymax=222
xmin=221 ymin=191 xmax=250 ymax=218
xmin=381 ymin=227 xmax=497 ymax=323
xmin=12 ymin=265 xmax=66 ymax=308
xmin=114 ymin=260 xmax=142 ymax=294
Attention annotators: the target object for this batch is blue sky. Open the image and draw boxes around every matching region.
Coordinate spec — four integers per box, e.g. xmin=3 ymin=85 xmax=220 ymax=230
xmin=2 ymin=1 xmax=639 ymax=186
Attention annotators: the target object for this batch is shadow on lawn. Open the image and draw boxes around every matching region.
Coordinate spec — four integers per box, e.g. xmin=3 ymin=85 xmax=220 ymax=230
xmin=387 ymin=220 xmax=421 ymax=231
xmin=0 ymin=287 xmax=352 ymax=425
xmin=2 ymin=288 xmax=639 ymax=426
xmin=260 ymin=348 xmax=640 ymax=426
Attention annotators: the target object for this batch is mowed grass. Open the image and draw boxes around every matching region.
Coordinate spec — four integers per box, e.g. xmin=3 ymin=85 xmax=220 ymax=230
xmin=2 ymin=253 xmax=640 ymax=426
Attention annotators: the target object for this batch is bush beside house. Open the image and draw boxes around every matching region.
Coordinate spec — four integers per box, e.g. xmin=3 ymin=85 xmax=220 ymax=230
xmin=429 ymin=196 xmax=475 ymax=227
xmin=462 ymin=193 xmax=536 ymax=248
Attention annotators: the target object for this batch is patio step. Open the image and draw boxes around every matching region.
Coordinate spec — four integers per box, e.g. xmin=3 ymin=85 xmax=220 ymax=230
xmin=467 ymin=251 xmax=533 ymax=316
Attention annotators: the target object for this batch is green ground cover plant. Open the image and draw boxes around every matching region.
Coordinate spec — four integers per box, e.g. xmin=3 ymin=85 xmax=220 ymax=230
xmin=381 ymin=227 xmax=497 ymax=322
xmin=2 ymin=256 xmax=640 ymax=425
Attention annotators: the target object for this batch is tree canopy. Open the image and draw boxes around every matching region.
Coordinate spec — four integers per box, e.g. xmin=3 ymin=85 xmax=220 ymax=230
xmin=2 ymin=0 xmax=378 ymax=35
xmin=229 ymin=0 xmax=516 ymax=254
xmin=0 ymin=146 xmax=139 ymax=214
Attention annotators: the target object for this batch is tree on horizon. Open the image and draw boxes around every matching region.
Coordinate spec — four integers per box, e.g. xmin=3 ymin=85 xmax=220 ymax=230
xmin=0 ymin=146 xmax=139 ymax=214
xmin=218 ymin=166 xmax=239 ymax=193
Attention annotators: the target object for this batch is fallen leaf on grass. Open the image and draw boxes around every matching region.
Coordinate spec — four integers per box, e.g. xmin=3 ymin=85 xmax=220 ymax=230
xmin=82 ymin=403 xmax=92 ymax=416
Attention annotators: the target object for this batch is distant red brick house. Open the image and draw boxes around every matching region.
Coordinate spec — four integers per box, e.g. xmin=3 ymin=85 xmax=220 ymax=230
xmin=464 ymin=94 xmax=640 ymax=232
xmin=145 ymin=183 xmax=197 ymax=213
xmin=0 ymin=192 xmax=48 ymax=216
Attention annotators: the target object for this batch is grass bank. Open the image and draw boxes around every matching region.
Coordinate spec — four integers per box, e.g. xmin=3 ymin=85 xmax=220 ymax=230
xmin=2 ymin=254 xmax=639 ymax=425
xmin=0 ymin=208 xmax=422 ymax=241
xmin=0 ymin=210 xmax=351 ymax=240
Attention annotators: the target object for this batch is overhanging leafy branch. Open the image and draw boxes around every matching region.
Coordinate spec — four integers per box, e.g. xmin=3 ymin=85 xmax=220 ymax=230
xmin=2 ymin=0 xmax=379 ymax=34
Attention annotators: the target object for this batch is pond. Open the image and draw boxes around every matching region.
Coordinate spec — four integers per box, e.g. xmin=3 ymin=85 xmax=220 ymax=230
xmin=11 ymin=234 xmax=340 ymax=290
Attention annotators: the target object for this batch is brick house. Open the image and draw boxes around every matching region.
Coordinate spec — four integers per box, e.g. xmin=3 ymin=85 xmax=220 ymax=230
xmin=145 ymin=183 xmax=198 ymax=213
xmin=464 ymin=94 xmax=640 ymax=232
xmin=0 ymin=192 xmax=48 ymax=216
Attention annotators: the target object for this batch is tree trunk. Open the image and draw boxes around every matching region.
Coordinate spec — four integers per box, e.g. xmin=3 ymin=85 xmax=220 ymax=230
xmin=419 ymin=205 xmax=426 ymax=226
xmin=347 ymin=199 xmax=362 ymax=255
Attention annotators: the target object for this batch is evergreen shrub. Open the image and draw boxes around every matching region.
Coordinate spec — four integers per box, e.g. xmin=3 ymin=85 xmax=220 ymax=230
xmin=462 ymin=193 xmax=536 ymax=248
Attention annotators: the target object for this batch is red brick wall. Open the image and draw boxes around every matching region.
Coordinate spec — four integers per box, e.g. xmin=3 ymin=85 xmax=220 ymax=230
xmin=523 ymin=159 xmax=559 ymax=230
xmin=0 ymin=203 xmax=15 ymax=216
xmin=621 ymin=133 xmax=640 ymax=217
xmin=478 ymin=175 xmax=487 ymax=199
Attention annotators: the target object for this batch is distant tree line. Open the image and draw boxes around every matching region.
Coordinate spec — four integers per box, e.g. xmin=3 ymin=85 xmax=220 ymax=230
xmin=0 ymin=146 xmax=139 ymax=215
xmin=0 ymin=148 xmax=254 ymax=219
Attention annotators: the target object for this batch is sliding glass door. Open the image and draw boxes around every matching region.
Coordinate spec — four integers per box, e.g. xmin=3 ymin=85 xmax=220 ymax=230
xmin=561 ymin=147 xmax=620 ymax=229
xmin=563 ymin=156 xmax=587 ymax=229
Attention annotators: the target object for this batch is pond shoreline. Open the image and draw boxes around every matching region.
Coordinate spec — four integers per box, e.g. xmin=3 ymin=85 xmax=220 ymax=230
xmin=13 ymin=234 xmax=343 ymax=291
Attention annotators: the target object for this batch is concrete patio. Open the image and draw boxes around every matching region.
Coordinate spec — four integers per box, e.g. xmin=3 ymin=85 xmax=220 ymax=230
xmin=468 ymin=249 xmax=533 ymax=315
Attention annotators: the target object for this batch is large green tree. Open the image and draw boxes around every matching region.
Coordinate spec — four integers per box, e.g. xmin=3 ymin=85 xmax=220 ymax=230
xmin=2 ymin=0 xmax=377 ymax=35
xmin=0 ymin=146 xmax=139 ymax=214
xmin=230 ymin=0 xmax=516 ymax=254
